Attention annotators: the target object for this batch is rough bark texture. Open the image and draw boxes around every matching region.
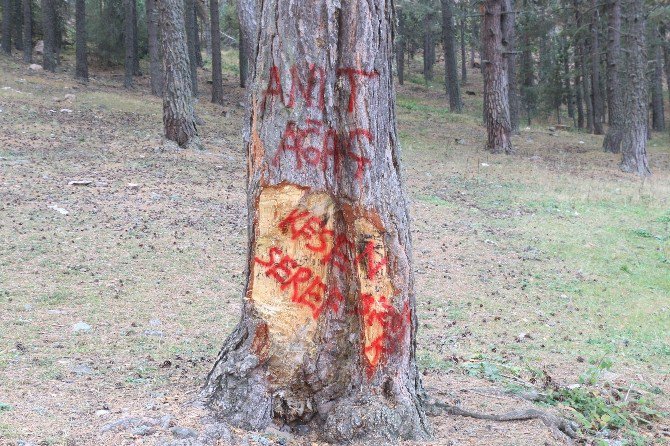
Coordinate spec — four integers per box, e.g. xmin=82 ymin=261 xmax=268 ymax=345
xmin=619 ymin=0 xmax=649 ymax=176
xmin=501 ymin=0 xmax=518 ymax=134
xmin=237 ymin=0 xmax=257 ymax=88
xmin=41 ymin=0 xmax=56 ymax=71
xmin=124 ymin=0 xmax=134 ymax=88
xmin=651 ymin=28 xmax=665 ymax=132
xmin=146 ymin=0 xmax=163 ymax=96
xmin=204 ymin=0 xmax=431 ymax=442
xmin=441 ymin=0 xmax=462 ymax=112
xmin=423 ymin=14 xmax=435 ymax=82
xmin=75 ymin=0 xmax=88 ymax=81
xmin=21 ymin=0 xmax=31 ymax=63
xmin=603 ymin=0 xmax=622 ymax=152
xmin=210 ymin=0 xmax=223 ymax=105
xmin=194 ymin=8 xmax=203 ymax=68
xmin=460 ymin=15 xmax=466 ymax=84
xmin=396 ymin=6 xmax=405 ymax=85
xmin=2 ymin=0 xmax=11 ymax=54
xmin=185 ymin=0 xmax=198 ymax=95
xmin=131 ymin=0 xmax=140 ymax=76
xmin=590 ymin=0 xmax=604 ymax=134
xmin=12 ymin=0 xmax=21 ymax=51
xmin=159 ymin=0 xmax=199 ymax=148
xmin=483 ymin=0 xmax=512 ymax=154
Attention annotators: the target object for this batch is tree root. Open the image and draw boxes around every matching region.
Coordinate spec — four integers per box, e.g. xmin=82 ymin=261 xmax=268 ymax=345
xmin=426 ymin=399 xmax=580 ymax=444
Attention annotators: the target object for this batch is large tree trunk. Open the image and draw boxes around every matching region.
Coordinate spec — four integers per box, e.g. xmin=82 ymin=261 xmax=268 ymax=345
xmin=603 ymin=0 xmax=622 ymax=152
xmin=460 ymin=14 xmax=467 ymax=83
xmin=21 ymin=0 xmax=31 ymax=63
xmin=210 ymin=0 xmax=223 ymax=105
xmin=159 ymin=0 xmax=199 ymax=148
xmin=185 ymin=0 xmax=198 ymax=95
xmin=396 ymin=6 xmax=405 ymax=85
xmin=441 ymin=0 xmax=462 ymax=111
xmin=502 ymin=0 xmax=518 ymax=134
xmin=75 ymin=0 xmax=88 ymax=81
xmin=2 ymin=0 xmax=11 ymax=54
xmin=41 ymin=0 xmax=56 ymax=71
xmin=237 ymin=0 xmax=257 ymax=88
xmin=204 ymin=0 xmax=431 ymax=442
xmin=146 ymin=0 xmax=163 ymax=96
xmin=423 ymin=15 xmax=435 ymax=82
xmin=590 ymin=0 xmax=604 ymax=134
xmin=651 ymin=27 xmax=665 ymax=132
xmin=483 ymin=0 xmax=513 ymax=153
xmin=620 ymin=0 xmax=649 ymax=175
xmin=124 ymin=0 xmax=134 ymax=88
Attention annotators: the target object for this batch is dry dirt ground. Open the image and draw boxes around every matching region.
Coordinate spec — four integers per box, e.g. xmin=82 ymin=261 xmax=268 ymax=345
xmin=0 ymin=53 xmax=669 ymax=446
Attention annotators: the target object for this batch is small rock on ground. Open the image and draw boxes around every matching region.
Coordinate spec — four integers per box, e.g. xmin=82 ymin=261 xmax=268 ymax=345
xmin=171 ymin=426 xmax=198 ymax=439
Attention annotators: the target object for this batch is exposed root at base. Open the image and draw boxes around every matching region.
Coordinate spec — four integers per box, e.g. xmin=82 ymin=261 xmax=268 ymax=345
xmin=426 ymin=398 xmax=579 ymax=444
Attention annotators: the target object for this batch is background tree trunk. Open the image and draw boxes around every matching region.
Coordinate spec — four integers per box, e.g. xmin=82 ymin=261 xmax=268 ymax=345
xmin=41 ymin=0 xmax=56 ymax=71
xmin=75 ymin=0 xmax=88 ymax=81
xmin=441 ymin=0 xmax=462 ymax=111
xmin=470 ymin=16 xmax=477 ymax=66
xmin=619 ymin=0 xmax=649 ymax=175
xmin=563 ymin=45 xmax=574 ymax=122
xmin=603 ymin=0 xmax=622 ymax=152
xmin=146 ymin=0 xmax=163 ymax=96
xmin=575 ymin=69 xmax=584 ymax=129
xmin=124 ymin=0 xmax=134 ymax=88
xmin=194 ymin=8 xmax=203 ymax=68
xmin=185 ymin=0 xmax=198 ymax=95
xmin=661 ymin=26 xmax=670 ymax=105
xmin=204 ymin=0 xmax=431 ymax=442
xmin=210 ymin=0 xmax=223 ymax=105
xmin=483 ymin=0 xmax=513 ymax=153
xmin=132 ymin=0 xmax=140 ymax=76
xmin=651 ymin=28 xmax=665 ymax=132
xmin=237 ymin=0 xmax=257 ymax=88
xmin=397 ymin=6 xmax=405 ymax=85
xmin=502 ymin=0 xmax=519 ymax=134
xmin=423 ymin=15 xmax=435 ymax=82
xmin=590 ymin=0 xmax=604 ymax=134
xmin=159 ymin=0 xmax=199 ymax=148
xmin=2 ymin=0 xmax=11 ymax=54
xmin=460 ymin=15 xmax=467 ymax=83
xmin=12 ymin=0 xmax=22 ymax=51
xmin=21 ymin=0 xmax=31 ymax=62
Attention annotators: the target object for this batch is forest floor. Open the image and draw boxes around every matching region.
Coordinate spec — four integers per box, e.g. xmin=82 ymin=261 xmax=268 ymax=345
xmin=0 ymin=51 xmax=669 ymax=446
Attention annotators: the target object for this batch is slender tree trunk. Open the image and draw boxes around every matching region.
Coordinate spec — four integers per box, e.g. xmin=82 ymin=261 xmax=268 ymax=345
xmin=21 ymin=0 xmax=31 ymax=63
xmin=662 ymin=26 xmax=670 ymax=105
xmin=575 ymin=67 xmax=584 ymax=129
xmin=2 ymin=0 xmax=11 ymax=54
xmin=159 ymin=0 xmax=199 ymax=148
xmin=210 ymin=0 xmax=223 ymax=105
xmin=651 ymin=27 xmax=665 ymax=132
xmin=520 ymin=0 xmax=532 ymax=125
xmin=603 ymin=0 xmax=622 ymax=151
xmin=620 ymin=0 xmax=649 ymax=175
xmin=563 ymin=45 xmax=574 ymax=121
xmin=75 ymin=0 xmax=88 ymax=81
xmin=423 ymin=15 xmax=434 ymax=82
xmin=41 ymin=0 xmax=56 ymax=71
xmin=146 ymin=0 xmax=163 ymax=96
xmin=502 ymin=0 xmax=518 ymax=134
xmin=124 ymin=0 xmax=134 ymax=88
xmin=470 ymin=15 xmax=477 ymax=66
xmin=199 ymin=0 xmax=212 ymax=57
xmin=590 ymin=0 xmax=604 ymax=134
xmin=441 ymin=0 xmax=462 ymax=111
xmin=574 ymin=0 xmax=593 ymax=132
xmin=194 ymin=6 xmax=203 ymax=68
xmin=396 ymin=6 xmax=405 ymax=85
xmin=237 ymin=0 xmax=257 ymax=88
xmin=483 ymin=0 xmax=513 ymax=153
xmin=204 ymin=0 xmax=431 ymax=442
xmin=12 ymin=0 xmax=22 ymax=51
xmin=460 ymin=15 xmax=467 ymax=83
xmin=132 ymin=0 xmax=140 ymax=76
xmin=185 ymin=0 xmax=198 ymax=95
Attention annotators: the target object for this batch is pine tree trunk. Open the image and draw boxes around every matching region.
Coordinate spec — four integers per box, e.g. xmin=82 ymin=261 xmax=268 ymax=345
xmin=124 ymin=0 xmax=134 ymax=88
xmin=423 ymin=15 xmax=434 ymax=82
xmin=651 ymin=28 xmax=665 ymax=132
xmin=2 ymin=0 xmax=11 ymax=54
xmin=12 ymin=0 xmax=22 ymax=51
xmin=441 ymin=0 xmax=462 ymax=111
xmin=564 ymin=46 xmax=575 ymax=121
xmin=502 ymin=0 xmax=518 ymax=134
xmin=470 ymin=16 xmax=476 ymax=66
xmin=210 ymin=0 xmax=223 ymax=105
xmin=590 ymin=0 xmax=604 ymax=134
xmin=132 ymin=0 xmax=140 ymax=76
xmin=575 ymin=68 xmax=584 ymax=129
xmin=460 ymin=15 xmax=467 ymax=83
xmin=397 ymin=6 xmax=405 ymax=85
xmin=603 ymin=0 xmax=622 ymax=151
xmin=75 ymin=0 xmax=88 ymax=81
xmin=620 ymin=0 xmax=649 ymax=175
xmin=185 ymin=0 xmax=198 ymax=95
xmin=194 ymin=7 xmax=203 ymax=68
xmin=662 ymin=27 xmax=670 ymax=105
xmin=21 ymin=0 xmax=31 ymax=63
xmin=520 ymin=0 xmax=532 ymax=125
xmin=159 ymin=0 xmax=199 ymax=148
xmin=199 ymin=0 xmax=212 ymax=57
xmin=483 ymin=0 xmax=513 ymax=153
xmin=204 ymin=0 xmax=431 ymax=442
xmin=146 ymin=0 xmax=163 ymax=96
xmin=41 ymin=0 xmax=56 ymax=71
xmin=237 ymin=0 xmax=257 ymax=88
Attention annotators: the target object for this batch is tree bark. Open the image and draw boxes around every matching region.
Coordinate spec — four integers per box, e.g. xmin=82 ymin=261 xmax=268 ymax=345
xmin=41 ymin=0 xmax=56 ymax=71
xmin=124 ymin=0 xmax=134 ymax=88
xmin=2 ymin=0 xmax=11 ymax=54
xmin=470 ymin=15 xmax=477 ymax=66
xmin=210 ymin=0 xmax=223 ymax=105
xmin=460 ymin=14 xmax=467 ymax=83
xmin=423 ymin=14 xmax=435 ymax=82
xmin=574 ymin=0 xmax=593 ymax=132
xmin=483 ymin=0 xmax=513 ymax=153
xmin=21 ymin=0 xmax=31 ymax=63
xmin=132 ymin=0 xmax=140 ymax=76
xmin=662 ymin=26 xmax=670 ymax=108
xmin=396 ymin=6 xmax=405 ymax=85
xmin=502 ymin=0 xmax=518 ymax=134
xmin=185 ymin=0 xmax=198 ymax=95
xmin=520 ymin=0 xmax=533 ymax=125
xmin=441 ymin=0 xmax=462 ymax=111
xmin=590 ymin=0 xmax=604 ymax=134
xmin=12 ymin=0 xmax=22 ymax=51
xmin=563 ymin=45 xmax=574 ymax=122
xmin=619 ymin=0 xmax=649 ymax=176
xmin=204 ymin=0 xmax=431 ymax=442
xmin=603 ymin=0 xmax=622 ymax=151
xmin=575 ymin=65 xmax=584 ymax=129
xmin=159 ymin=0 xmax=199 ymax=148
xmin=237 ymin=0 xmax=257 ymax=88
xmin=146 ymin=0 xmax=163 ymax=96
xmin=651 ymin=27 xmax=665 ymax=132
xmin=194 ymin=6 xmax=203 ymax=68
xmin=75 ymin=0 xmax=88 ymax=81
